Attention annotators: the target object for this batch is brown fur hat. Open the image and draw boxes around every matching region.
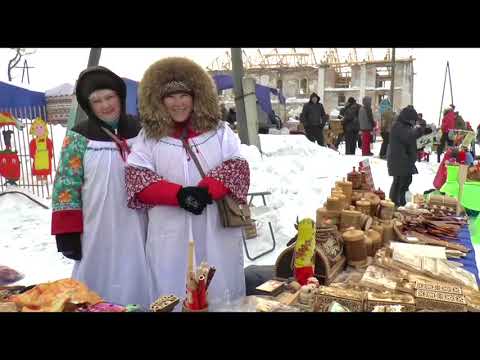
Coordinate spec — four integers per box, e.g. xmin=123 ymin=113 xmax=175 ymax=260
xmin=139 ymin=57 xmax=221 ymax=140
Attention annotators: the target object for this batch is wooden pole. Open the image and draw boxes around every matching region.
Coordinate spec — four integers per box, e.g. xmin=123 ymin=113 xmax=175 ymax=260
xmin=438 ymin=63 xmax=448 ymax=127
xmin=231 ymin=48 xmax=250 ymax=145
xmin=447 ymin=61 xmax=454 ymax=107
xmin=390 ymin=48 xmax=396 ymax=111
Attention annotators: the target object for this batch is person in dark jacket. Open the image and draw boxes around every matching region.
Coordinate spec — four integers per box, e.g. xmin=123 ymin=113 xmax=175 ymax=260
xmin=300 ymin=92 xmax=327 ymax=146
xmin=358 ymin=96 xmax=375 ymax=156
xmin=340 ymin=97 xmax=360 ymax=155
xmin=387 ymin=106 xmax=424 ymax=207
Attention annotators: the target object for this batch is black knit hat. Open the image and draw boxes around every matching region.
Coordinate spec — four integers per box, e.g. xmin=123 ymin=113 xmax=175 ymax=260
xmin=399 ymin=106 xmax=418 ymax=125
xmin=75 ymin=66 xmax=126 ymax=115
xmin=347 ymin=97 xmax=356 ymax=104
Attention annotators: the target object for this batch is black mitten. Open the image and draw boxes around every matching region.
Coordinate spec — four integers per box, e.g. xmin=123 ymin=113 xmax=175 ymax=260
xmin=56 ymin=233 xmax=82 ymax=261
xmin=177 ymin=187 xmax=213 ymax=215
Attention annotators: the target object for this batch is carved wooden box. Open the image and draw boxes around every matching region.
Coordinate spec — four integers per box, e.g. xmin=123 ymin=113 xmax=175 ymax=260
xmin=313 ymin=286 xmax=364 ymax=312
xmin=414 ymin=289 xmax=467 ymax=312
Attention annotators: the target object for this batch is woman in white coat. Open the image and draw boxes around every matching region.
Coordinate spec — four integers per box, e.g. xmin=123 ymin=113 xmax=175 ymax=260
xmin=52 ymin=66 xmax=150 ymax=307
xmin=125 ymin=57 xmax=250 ymax=306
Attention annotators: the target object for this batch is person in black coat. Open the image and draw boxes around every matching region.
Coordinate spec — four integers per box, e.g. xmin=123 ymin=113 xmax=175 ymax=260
xmin=300 ymin=92 xmax=327 ymax=146
xmin=387 ymin=106 xmax=424 ymax=207
xmin=340 ymin=97 xmax=360 ymax=155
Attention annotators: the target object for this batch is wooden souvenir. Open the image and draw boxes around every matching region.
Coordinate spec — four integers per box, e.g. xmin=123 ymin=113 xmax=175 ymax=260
xmin=365 ymin=229 xmax=382 ymax=256
xmin=371 ymin=222 xmax=385 ymax=247
xmin=150 ymin=295 xmax=181 ymax=312
xmin=342 ymin=228 xmax=367 ymax=267
xmin=359 ymin=213 xmax=373 ymax=231
xmin=275 ymin=227 xmax=346 ymax=286
xmin=414 ymin=289 xmax=467 ymax=312
xmin=256 ymin=280 xmax=286 ymax=297
xmin=275 ymin=290 xmax=300 ymax=306
xmin=313 ymin=286 xmax=365 ymax=312
xmin=314 ymin=225 xmax=347 ymax=285
xmin=365 ymin=292 xmax=416 ymax=312
xmin=351 ymin=190 xmax=367 ymax=205
xmin=347 ymin=167 xmax=363 ymax=190
xmin=340 ymin=210 xmax=362 ymax=231
xmin=414 ymin=280 xmax=463 ymax=295
xmin=336 ymin=178 xmax=353 ymax=204
xmin=316 ymin=207 xmax=341 ymax=227
xmin=356 ymin=199 xmax=371 ymax=215
xmin=331 ymin=191 xmax=347 ymax=210
xmin=379 ymin=200 xmax=395 ymax=220
xmin=374 ymin=187 xmax=386 ymax=200
xmin=428 ymin=195 xmax=458 ymax=209
xmin=379 ymin=219 xmax=395 ymax=245
xmin=326 ymin=196 xmax=343 ymax=212
xmin=363 ymin=192 xmax=381 ymax=216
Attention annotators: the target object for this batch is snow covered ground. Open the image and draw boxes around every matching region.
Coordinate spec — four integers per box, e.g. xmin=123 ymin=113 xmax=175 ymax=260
xmin=1 ymin=127 xmax=479 ymax=286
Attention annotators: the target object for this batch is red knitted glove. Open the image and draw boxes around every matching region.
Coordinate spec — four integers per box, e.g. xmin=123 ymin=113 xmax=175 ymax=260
xmin=198 ymin=176 xmax=230 ymax=201
xmin=137 ymin=180 xmax=182 ymax=206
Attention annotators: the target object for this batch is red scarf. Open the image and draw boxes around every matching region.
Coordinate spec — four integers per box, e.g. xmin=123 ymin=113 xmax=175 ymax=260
xmin=171 ymin=118 xmax=202 ymax=139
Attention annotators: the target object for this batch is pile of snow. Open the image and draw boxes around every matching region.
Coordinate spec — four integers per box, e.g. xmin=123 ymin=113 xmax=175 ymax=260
xmin=45 ymin=83 xmax=74 ymax=97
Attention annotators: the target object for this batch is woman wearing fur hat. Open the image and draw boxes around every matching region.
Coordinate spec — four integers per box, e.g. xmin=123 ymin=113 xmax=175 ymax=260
xmin=125 ymin=58 xmax=250 ymax=306
xmin=51 ymin=66 xmax=150 ymax=306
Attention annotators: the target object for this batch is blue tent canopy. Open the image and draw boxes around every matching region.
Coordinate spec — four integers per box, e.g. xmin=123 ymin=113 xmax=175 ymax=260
xmin=122 ymin=78 xmax=139 ymax=116
xmin=212 ymin=74 xmax=286 ymax=115
xmin=0 ymin=81 xmax=46 ymax=109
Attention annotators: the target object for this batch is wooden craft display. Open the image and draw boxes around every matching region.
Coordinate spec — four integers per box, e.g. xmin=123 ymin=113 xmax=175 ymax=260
xmin=356 ymin=199 xmax=371 ymax=215
xmin=342 ymin=228 xmax=367 ymax=267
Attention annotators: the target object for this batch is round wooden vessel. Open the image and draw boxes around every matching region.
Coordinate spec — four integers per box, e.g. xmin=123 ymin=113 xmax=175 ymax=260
xmin=379 ymin=199 xmax=395 ymax=220
xmin=340 ymin=209 xmax=362 ymax=231
xmin=363 ymin=192 xmax=381 ymax=217
xmin=316 ymin=207 xmax=341 ymax=226
xmin=342 ymin=228 xmax=367 ymax=267
xmin=365 ymin=229 xmax=382 ymax=255
xmin=356 ymin=199 xmax=371 ymax=215
xmin=326 ymin=196 xmax=343 ymax=212
xmin=347 ymin=167 xmax=362 ymax=190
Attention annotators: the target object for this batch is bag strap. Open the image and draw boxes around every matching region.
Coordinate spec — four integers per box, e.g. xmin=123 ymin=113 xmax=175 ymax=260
xmin=100 ymin=126 xmax=131 ymax=162
xmin=180 ymin=127 xmax=206 ymax=178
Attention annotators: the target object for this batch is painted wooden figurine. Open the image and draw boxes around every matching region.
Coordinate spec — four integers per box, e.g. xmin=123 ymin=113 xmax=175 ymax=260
xmin=29 ymin=117 xmax=53 ymax=181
